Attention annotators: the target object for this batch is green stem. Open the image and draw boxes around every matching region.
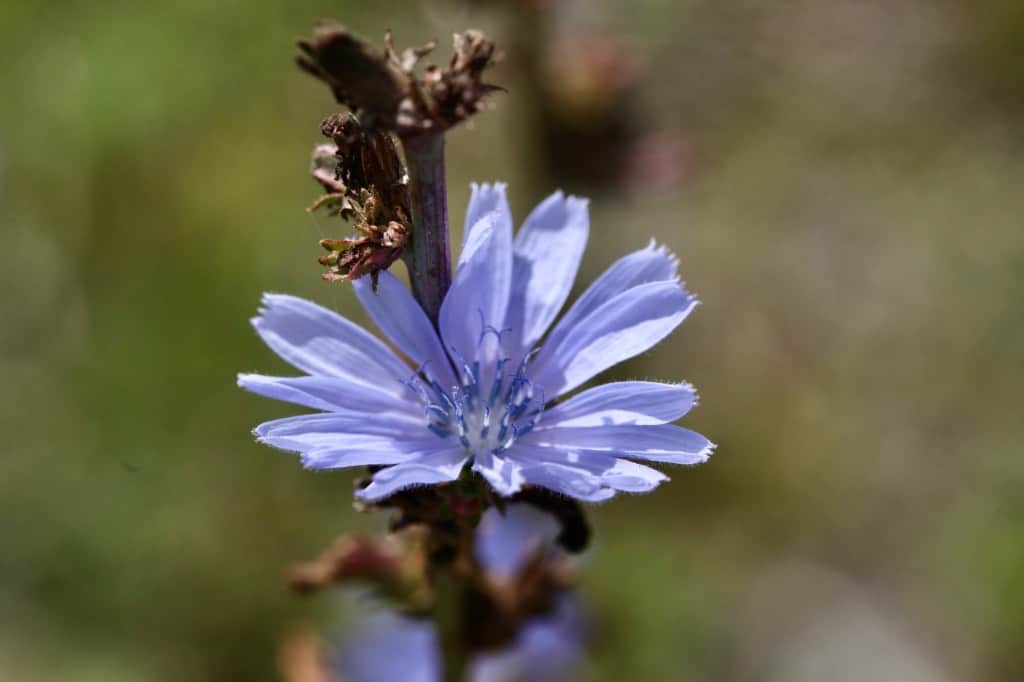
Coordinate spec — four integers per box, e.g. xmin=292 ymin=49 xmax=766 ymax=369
xmin=434 ymin=565 xmax=470 ymax=682
xmin=402 ymin=132 xmax=452 ymax=325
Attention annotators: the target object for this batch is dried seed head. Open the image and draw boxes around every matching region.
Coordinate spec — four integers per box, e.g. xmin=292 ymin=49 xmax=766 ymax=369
xmin=297 ymin=21 xmax=407 ymax=127
xmin=298 ymin=21 xmax=500 ymax=136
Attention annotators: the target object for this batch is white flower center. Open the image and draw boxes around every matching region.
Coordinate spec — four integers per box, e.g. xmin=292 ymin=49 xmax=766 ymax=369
xmin=406 ymin=330 xmax=546 ymax=455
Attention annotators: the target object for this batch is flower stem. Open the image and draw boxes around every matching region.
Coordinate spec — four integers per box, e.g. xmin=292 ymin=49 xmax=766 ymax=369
xmin=402 ymin=132 xmax=452 ymax=324
xmin=402 ymin=131 xmax=466 ymax=681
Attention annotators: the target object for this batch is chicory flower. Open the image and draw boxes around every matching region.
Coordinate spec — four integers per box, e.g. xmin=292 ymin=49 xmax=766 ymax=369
xmin=240 ymin=184 xmax=712 ymax=502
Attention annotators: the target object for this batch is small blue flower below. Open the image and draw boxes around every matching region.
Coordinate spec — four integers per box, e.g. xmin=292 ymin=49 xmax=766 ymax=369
xmin=332 ymin=505 xmax=586 ymax=682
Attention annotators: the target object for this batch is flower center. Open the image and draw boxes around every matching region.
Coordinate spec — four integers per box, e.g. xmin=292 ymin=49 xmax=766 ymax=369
xmin=406 ymin=332 xmax=546 ymax=456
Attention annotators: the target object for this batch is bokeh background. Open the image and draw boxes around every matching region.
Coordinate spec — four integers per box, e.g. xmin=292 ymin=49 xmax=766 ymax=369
xmin=3 ymin=0 xmax=1023 ymax=680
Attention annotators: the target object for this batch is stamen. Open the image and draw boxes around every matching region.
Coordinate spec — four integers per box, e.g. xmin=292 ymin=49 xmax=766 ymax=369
xmin=424 ymin=403 xmax=449 ymax=421
xmin=487 ymin=356 xmax=509 ymax=408
xmin=429 ymin=423 xmax=451 ymax=439
xmin=406 ymin=325 xmax=547 ymax=461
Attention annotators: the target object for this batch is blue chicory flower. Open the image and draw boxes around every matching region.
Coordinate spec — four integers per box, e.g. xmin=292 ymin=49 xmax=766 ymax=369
xmin=240 ymin=184 xmax=712 ymax=502
xmin=333 ymin=505 xmax=586 ymax=682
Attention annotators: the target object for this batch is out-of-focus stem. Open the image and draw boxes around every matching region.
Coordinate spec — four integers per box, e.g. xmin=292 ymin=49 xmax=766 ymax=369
xmin=434 ymin=568 xmax=469 ymax=682
xmin=402 ymin=132 xmax=451 ymax=324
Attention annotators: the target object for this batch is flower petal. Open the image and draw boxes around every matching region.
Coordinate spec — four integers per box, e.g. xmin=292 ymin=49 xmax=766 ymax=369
xmin=252 ymin=412 xmax=424 ymax=453
xmin=539 ymin=381 xmax=697 ymax=429
xmin=357 ymin=450 xmax=469 ymax=501
xmin=473 ymin=451 xmax=526 ymax=496
xmin=237 ymin=373 xmax=415 ymax=414
xmin=537 ymin=241 xmax=679 ymax=359
xmin=475 ymin=506 xmax=561 ymax=578
xmin=303 ymin=438 xmax=459 ymax=470
xmin=599 ymin=459 xmax=669 ymax=493
xmin=498 ymin=443 xmax=619 ymax=501
xmin=530 ymin=280 xmax=698 ymax=397
xmin=353 ymin=271 xmax=457 ymax=388
xmin=462 ymin=182 xmax=511 ymax=249
xmin=507 ymin=442 xmax=618 ymax=474
xmin=504 ymin=192 xmax=589 ymax=358
xmin=439 ymin=211 xmax=513 ymax=366
xmin=506 ymin=443 xmax=664 ymax=494
xmin=523 ymin=424 xmax=714 ymax=465
xmin=519 ymin=463 xmax=616 ymax=502
xmin=251 ymin=294 xmax=411 ymax=390
xmin=335 ymin=612 xmax=439 ymax=682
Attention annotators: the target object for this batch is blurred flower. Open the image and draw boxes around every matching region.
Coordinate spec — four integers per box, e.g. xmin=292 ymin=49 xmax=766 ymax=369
xmin=332 ymin=506 xmax=586 ymax=682
xmin=240 ymin=184 xmax=712 ymax=502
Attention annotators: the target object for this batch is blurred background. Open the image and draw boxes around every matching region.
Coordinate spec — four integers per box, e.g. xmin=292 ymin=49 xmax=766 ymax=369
xmin=2 ymin=0 xmax=1023 ymax=680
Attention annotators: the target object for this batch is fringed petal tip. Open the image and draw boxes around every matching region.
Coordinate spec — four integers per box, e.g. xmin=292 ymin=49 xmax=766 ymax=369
xmin=679 ymin=380 xmax=700 ymax=408
xmin=565 ymin=193 xmax=589 ymax=209
xmin=535 ymin=189 xmax=588 ymax=206
xmin=690 ymin=440 xmax=716 ymax=465
xmin=643 ymin=238 xmax=681 ymax=278
xmin=253 ymin=292 xmax=290 ymax=319
xmin=470 ymin=180 xmax=509 ymax=192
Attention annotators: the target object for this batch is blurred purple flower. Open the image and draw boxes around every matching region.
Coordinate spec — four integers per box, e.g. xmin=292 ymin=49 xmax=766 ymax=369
xmin=240 ymin=184 xmax=712 ymax=502
xmin=333 ymin=506 xmax=586 ymax=682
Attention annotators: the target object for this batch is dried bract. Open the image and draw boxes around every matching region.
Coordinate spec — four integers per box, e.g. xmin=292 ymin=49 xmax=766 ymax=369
xmin=309 ymin=113 xmax=411 ymax=288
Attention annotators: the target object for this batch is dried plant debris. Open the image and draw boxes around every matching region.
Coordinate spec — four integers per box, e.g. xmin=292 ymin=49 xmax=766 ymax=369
xmin=297 ymin=21 xmax=500 ymax=136
xmin=309 ymin=113 xmax=411 ymax=288
xmin=288 ymin=530 xmax=431 ymax=611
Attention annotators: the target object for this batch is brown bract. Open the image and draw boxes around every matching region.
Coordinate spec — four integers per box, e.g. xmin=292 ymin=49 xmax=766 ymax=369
xmin=309 ymin=113 xmax=411 ymax=289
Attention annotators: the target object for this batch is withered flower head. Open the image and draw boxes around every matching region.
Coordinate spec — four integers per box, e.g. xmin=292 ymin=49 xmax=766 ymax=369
xmin=309 ymin=113 xmax=411 ymax=289
xmin=297 ymin=21 xmax=500 ymax=136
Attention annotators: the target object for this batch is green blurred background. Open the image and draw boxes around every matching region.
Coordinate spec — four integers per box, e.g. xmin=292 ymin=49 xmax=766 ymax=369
xmin=3 ymin=0 xmax=1024 ymax=680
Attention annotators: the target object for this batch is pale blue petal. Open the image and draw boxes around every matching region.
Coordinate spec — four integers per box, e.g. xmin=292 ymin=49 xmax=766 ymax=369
xmin=500 ymin=442 xmax=618 ymax=500
xmin=251 ymin=294 xmax=411 ymax=389
xmin=505 ymin=443 xmax=665 ymax=498
xmin=357 ymin=450 xmax=469 ymax=501
xmin=462 ymin=182 xmax=511 ymax=249
xmin=539 ymin=381 xmax=696 ymax=429
xmin=439 ymin=212 xmax=512 ymax=366
xmin=531 ymin=280 xmax=698 ymax=397
xmin=599 ymin=459 xmax=669 ymax=493
xmin=237 ymin=373 xmax=414 ymax=414
xmin=504 ymin=192 xmax=589 ymax=358
xmin=334 ymin=612 xmax=439 ymax=682
xmin=537 ymin=241 xmax=679 ymax=360
xmin=252 ymin=413 xmax=424 ymax=453
xmin=353 ymin=272 xmax=457 ymax=388
xmin=523 ymin=424 xmax=714 ymax=465
xmin=303 ymin=438 xmax=459 ymax=470
xmin=519 ymin=463 xmax=616 ymax=502
xmin=507 ymin=442 xmax=619 ymax=475
xmin=474 ymin=506 xmax=561 ymax=579
xmin=472 ymin=451 xmax=526 ymax=496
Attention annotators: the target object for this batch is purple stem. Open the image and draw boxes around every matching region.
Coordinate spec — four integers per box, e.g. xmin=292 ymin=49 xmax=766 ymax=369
xmin=402 ymin=132 xmax=452 ymax=324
